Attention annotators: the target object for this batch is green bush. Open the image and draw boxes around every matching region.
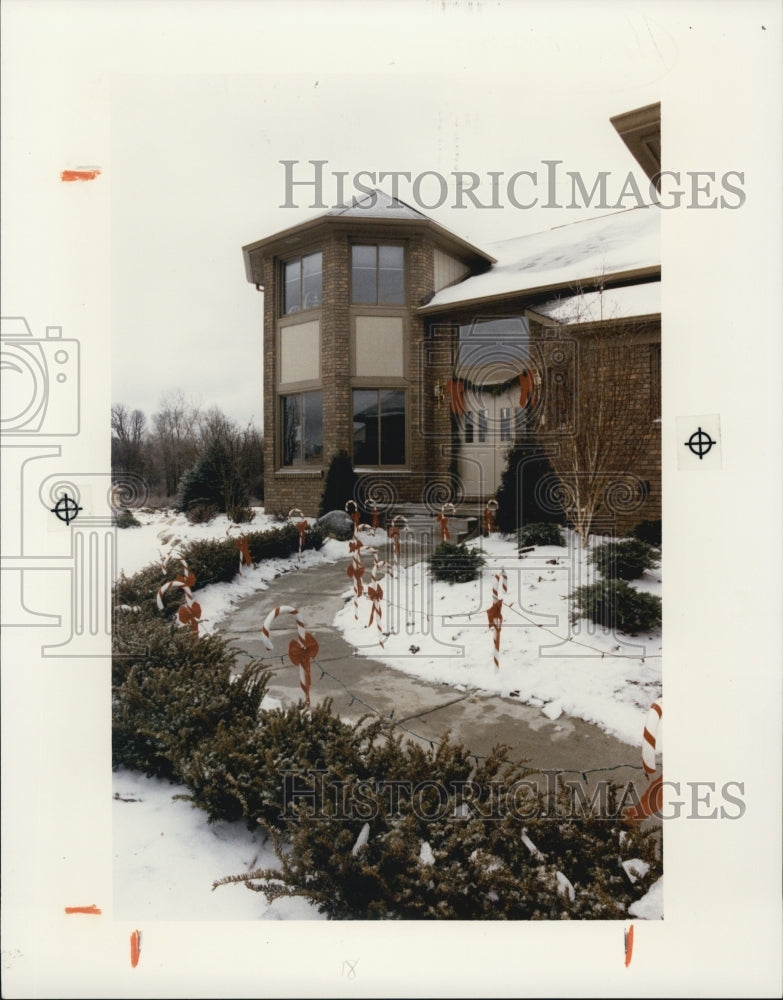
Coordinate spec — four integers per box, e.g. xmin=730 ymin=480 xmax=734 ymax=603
xmin=429 ymin=542 xmax=485 ymax=584
xmin=633 ymin=519 xmax=662 ymax=547
xmin=318 ymin=450 xmax=357 ymax=517
xmin=588 ymin=539 xmax=658 ymax=581
xmin=518 ymin=522 xmax=565 ymax=547
xmin=213 ymin=743 xmax=661 ymax=920
xmin=185 ymin=502 xmax=219 ymax=525
xmin=112 ymin=610 xmax=269 ymax=781
xmin=112 ymin=508 xmax=141 ymax=528
xmin=571 ymin=579 xmax=662 ymax=633
xmin=495 ymin=445 xmax=563 ymax=534
xmin=113 ymin=523 xmax=324 ymax=612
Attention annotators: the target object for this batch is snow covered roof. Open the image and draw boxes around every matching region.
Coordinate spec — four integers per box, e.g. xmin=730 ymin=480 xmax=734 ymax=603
xmin=531 ymin=280 xmax=661 ymax=324
xmin=422 ymin=206 xmax=660 ymax=312
xmin=325 ymin=188 xmax=429 ymax=220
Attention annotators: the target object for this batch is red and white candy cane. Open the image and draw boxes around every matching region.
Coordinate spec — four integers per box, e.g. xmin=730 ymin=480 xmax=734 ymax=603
xmin=483 ymin=499 xmax=498 ymax=536
xmin=156 ymin=559 xmax=194 ymax=610
xmin=157 ymin=560 xmax=203 ymax=635
xmin=366 ymin=546 xmax=388 ymax=647
xmin=436 ymin=503 xmax=456 ymax=542
xmin=345 ymin=499 xmax=361 ymax=534
xmin=227 ymin=527 xmax=254 ymax=576
xmin=347 ymin=532 xmax=366 ymax=621
xmin=642 ymin=699 xmax=663 ymax=775
xmin=486 ymin=568 xmax=508 ymax=670
xmin=367 ymin=498 xmax=381 ymax=536
xmin=288 ymin=507 xmax=308 ymax=564
xmin=260 ymin=605 xmax=318 ymax=707
xmin=388 ymin=514 xmax=408 ymax=579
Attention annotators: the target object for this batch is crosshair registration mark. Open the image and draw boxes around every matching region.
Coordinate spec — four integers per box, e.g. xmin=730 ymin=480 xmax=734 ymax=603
xmin=685 ymin=426 xmax=716 ymax=460
xmin=51 ymin=492 xmax=82 ymax=525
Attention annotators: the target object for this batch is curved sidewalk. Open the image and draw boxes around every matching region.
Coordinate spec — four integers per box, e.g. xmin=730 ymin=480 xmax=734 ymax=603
xmin=221 ymin=556 xmax=645 ymax=788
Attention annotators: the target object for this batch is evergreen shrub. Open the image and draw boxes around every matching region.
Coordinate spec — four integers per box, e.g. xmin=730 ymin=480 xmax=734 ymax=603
xmin=318 ymin=450 xmax=358 ymax=517
xmin=632 ymin=519 xmax=662 ymax=547
xmin=429 ymin=542 xmax=485 ymax=584
xmin=518 ymin=522 xmax=565 ymax=547
xmin=571 ymin=579 xmax=662 ymax=633
xmin=588 ymin=539 xmax=658 ymax=581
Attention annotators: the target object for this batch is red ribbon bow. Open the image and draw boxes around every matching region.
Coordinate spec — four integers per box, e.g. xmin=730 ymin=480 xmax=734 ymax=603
xmin=371 ymin=509 xmax=380 ymax=529
xmin=518 ymin=371 xmax=536 ymax=408
xmin=446 ymin=378 xmax=466 ymax=416
xmin=346 ymin=562 xmax=365 ymax=595
xmin=177 ymin=601 xmax=202 ymax=635
xmin=367 ymin=584 xmax=384 ymax=625
xmin=295 ymin=520 xmax=308 ymax=547
xmin=623 ymin=774 xmax=664 ymax=823
xmin=486 ymin=600 xmax=503 ymax=630
xmin=176 ymin=570 xmax=196 ymax=590
xmin=234 ymin=536 xmax=253 ymax=567
xmin=287 ymin=632 xmax=319 ymax=706
xmin=436 ymin=512 xmax=450 ymax=541
xmin=483 ymin=507 xmax=495 ymax=536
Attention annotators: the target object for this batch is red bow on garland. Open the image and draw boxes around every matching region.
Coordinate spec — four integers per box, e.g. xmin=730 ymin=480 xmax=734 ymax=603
xmin=518 ymin=371 xmax=536 ymax=408
xmin=446 ymin=378 xmax=466 ymax=416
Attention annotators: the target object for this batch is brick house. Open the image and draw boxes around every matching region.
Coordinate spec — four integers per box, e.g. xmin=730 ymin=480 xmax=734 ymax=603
xmin=243 ymin=105 xmax=661 ymax=535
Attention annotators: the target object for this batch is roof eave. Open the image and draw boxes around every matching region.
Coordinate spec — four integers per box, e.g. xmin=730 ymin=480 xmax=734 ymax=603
xmin=418 ymin=265 xmax=661 ymax=316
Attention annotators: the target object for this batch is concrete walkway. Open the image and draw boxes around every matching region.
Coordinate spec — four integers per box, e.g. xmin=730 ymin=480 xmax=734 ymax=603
xmin=221 ymin=555 xmax=644 ymax=788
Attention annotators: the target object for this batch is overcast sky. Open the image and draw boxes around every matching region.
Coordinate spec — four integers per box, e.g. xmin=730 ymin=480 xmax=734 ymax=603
xmin=104 ymin=5 xmax=675 ymax=429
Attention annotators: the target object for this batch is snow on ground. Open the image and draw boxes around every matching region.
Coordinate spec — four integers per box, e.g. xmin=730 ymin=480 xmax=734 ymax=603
xmin=112 ymin=769 xmax=324 ymax=921
xmin=115 ymin=506 xmax=345 ymax=633
xmin=333 ymin=531 xmax=662 ymax=749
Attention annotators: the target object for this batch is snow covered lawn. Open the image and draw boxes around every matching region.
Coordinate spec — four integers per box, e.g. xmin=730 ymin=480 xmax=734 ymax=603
xmin=112 ymin=769 xmax=324 ymax=921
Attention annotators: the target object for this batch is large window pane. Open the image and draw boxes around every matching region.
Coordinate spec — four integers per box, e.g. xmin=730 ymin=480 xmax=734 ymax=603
xmin=281 ymin=390 xmax=322 ymax=466
xmin=378 ymin=245 xmax=404 ymax=304
xmin=352 ymin=389 xmax=406 ymax=466
xmin=478 ymin=409 xmax=488 ymax=443
xmin=303 ymin=390 xmax=323 ymax=462
xmin=353 ymin=388 xmax=379 ymax=465
xmin=352 ymin=246 xmax=377 ymax=304
xmin=281 ymin=395 xmax=301 ymax=465
xmin=379 ymin=389 xmax=405 ymax=463
xmin=283 ymin=260 xmax=301 ymax=314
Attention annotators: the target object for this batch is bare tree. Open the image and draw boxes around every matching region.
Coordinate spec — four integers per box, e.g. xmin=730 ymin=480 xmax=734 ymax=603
xmin=151 ymin=390 xmax=201 ymax=497
xmin=111 ymin=403 xmax=149 ymax=478
xmin=532 ymin=289 xmax=660 ymax=546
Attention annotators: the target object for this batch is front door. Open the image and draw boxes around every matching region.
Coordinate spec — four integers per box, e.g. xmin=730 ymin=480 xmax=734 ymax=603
xmin=456 ymin=387 xmax=521 ymax=500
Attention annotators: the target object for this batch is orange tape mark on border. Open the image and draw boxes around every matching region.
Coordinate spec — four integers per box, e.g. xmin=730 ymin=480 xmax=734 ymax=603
xmin=624 ymin=924 xmax=634 ymax=967
xmin=64 ymin=904 xmax=102 ymax=915
xmin=60 ymin=169 xmax=101 ymax=182
xmin=130 ymin=929 xmax=141 ymax=968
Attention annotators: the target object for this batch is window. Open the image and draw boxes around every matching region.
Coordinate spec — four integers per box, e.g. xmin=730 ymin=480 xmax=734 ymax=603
xmin=352 ymin=389 xmax=406 ymax=465
xmin=280 ymin=390 xmax=323 ymax=466
xmin=500 ymin=407 xmax=512 ymax=442
xmin=464 ymin=412 xmax=474 ymax=443
xmin=477 ymin=409 xmax=488 ymax=443
xmin=351 ymin=245 xmax=404 ymax=305
xmin=283 ymin=251 xmax=322 ymax=315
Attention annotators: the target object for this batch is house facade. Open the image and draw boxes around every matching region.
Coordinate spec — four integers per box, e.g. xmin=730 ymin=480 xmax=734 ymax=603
xmin=243 ymin=105 xmax=661 ymax=535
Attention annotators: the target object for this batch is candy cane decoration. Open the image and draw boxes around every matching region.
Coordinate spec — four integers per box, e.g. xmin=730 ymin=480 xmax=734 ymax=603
xmin=260 ymin=605 xmax=318 ymax=707
xmin=157 ymin=560 xmax=203 ymax=635
xmin=388 ymin=514 xmax=408 ymax=580
xmin=484 ymin=499 xmax=498 ymax=536
xmin=367 ymin=498 xmax=381 ymax=536
xmin=486 ymin=568 xmax=508 ymax=670
xmin=345 ymin=499 xmax=361 ymax=534
xmin=366 ymin=547 xmax=388 ymax=647
xmin=642 ymin=699 xmax=663 ymax=775
xmin=227 ymin=527 xmax=254 ymax=576
xmin=347 ymin=534 xmax=366 ymax=622
xmin=288 ymin=508 xmax=308 ymax=564
xmin=436 ymin=503 xmax=456 ymax=542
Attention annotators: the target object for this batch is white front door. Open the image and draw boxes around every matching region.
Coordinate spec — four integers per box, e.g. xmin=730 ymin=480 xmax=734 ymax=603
xmin=456 ymin=387 xmax=521 ymax=500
